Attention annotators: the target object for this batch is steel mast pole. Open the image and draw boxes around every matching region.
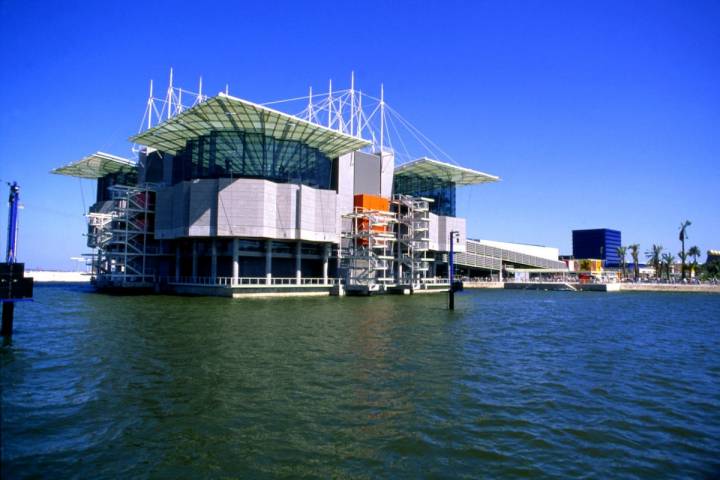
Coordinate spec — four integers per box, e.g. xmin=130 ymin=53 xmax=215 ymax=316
xmin=448 ymin=230 xmax=457 ymax=310
xmin=2 ymin=182 xmax=20 ymax=336
xmin=5 ymin=182 xmax=19 ymax=263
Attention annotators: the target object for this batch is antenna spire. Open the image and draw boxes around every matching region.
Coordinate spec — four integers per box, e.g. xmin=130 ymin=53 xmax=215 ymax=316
xmin=198 ymin=77 xmax=203 ymax=102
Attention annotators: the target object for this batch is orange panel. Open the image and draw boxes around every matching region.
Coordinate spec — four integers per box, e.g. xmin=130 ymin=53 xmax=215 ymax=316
xmin=354 ymin=194 xmax=390 ymax=212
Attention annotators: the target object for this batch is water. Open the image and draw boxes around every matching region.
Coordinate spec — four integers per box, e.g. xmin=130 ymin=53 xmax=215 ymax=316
xmin=2 ymin=285 xmax=719 ymax=479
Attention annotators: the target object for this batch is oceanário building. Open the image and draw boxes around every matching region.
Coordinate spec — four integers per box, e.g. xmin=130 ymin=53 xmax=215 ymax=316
xmin=52 ymin=73 xmax=558 ymax=297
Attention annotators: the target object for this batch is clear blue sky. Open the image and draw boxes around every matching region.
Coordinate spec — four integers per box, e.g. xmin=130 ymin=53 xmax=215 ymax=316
xmin=1 ymin=0 xmax=718 ymax=270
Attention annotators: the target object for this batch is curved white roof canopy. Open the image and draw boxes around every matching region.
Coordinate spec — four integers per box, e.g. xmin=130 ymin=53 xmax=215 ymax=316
xmin=394 ymin=157 xmax=499 ymax=185
xmin=51 ymin=152 xmax=136 ymax=179
xmin=130 ymin=93 xmax=371 ymax=158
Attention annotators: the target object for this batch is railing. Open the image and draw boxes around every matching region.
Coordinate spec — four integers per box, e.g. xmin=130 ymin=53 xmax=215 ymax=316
xmin=418 ymin=277 xmax=451 ymax=285
xmin=167 ymin=276 xmax=342 ymax=287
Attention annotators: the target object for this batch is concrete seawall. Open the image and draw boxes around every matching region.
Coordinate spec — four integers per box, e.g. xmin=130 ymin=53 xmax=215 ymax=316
xmin=465 ymin=281 xmax=719 ymax=293
xmin=619 ymin=283 xmax=720 ymax=293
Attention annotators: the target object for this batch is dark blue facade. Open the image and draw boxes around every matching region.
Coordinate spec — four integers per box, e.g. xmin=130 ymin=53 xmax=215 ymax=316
xmin=572 ymin=229 xmax=622 ymax=267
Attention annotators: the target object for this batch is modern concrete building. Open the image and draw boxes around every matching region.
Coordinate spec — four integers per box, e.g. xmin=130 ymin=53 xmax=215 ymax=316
xmin=51 ymin=74 xmax=559 ymax=297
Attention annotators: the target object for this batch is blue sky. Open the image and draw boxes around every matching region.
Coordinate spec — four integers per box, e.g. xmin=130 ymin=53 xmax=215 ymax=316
xmin=1 ymin=0 xmax=718 ymax=270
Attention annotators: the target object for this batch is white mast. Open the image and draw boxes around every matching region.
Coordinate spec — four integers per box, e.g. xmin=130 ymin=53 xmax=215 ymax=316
xmin=350 ymin=71 xmax=355 ymax=137
xmin=379 ymin=83 xmax=385 ymax=153
xmin=327 ymin=79 xmax=333 ymax=128
xmin=166 ymin=67 xmax=174 ymax=120
xmin=225 ymin=83 xmax=229 ymax=95
xmin=356 ymin=89 xmax=362 ymax=138
xmin=307 ymin=86 xmax=313 ymax=121
xmin=197 ymin=77 xmax=203 ymax=103
xmin=147 ymin=79 xmax=153 ymax=129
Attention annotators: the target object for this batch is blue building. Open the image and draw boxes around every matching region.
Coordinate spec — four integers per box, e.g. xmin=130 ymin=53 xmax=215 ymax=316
xmin=572 ymin=229 xmax=622 ymax=267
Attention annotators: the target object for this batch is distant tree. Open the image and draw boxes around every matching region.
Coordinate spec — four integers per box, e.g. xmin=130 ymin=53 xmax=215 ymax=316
xmin=706 ymin=253 xmax=720 ymax=279
xmin=662 ymin=252 xmax=675 ymax=280
xmin=679 ymin=220 xmax=692 ymax=279
xmin=646 ymin=244 xmax=663 ymax=279
xmin=688 ymin=245 xmax=701 ymax=276
xmin=579 ymin=259 xmax=592 ymax=272
xmin=616 ymin=246 xmax=627 ymax=278
xmin=629 ymin=244 xmax=640 ymax=280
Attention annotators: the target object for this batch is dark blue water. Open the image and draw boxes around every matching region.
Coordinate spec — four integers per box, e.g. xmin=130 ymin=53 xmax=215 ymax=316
xmin=2 ymin=285 xmax=719 ymax=479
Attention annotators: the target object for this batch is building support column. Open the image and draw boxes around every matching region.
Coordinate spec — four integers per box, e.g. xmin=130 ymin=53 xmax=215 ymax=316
xmin=322 ymin=243 xmax=330 ymax=285
xmin=191 ymin=241 xmax=198 ymax=281
xmin=175 ymin=244 xmax=181 ymax=281
xmin=265 ymin=239 xmax=272 ymax=285
xmin=210 ymin=239 xmax=217 ymax=283
xmin=295 ymin=241 xmax=302 ymax=285
xmin=232 ymin=238 xmax=239 ymax=286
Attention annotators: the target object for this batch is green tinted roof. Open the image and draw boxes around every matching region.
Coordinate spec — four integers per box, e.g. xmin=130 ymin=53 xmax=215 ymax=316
xmin=394 ymin=157 xmax=499 ymax=185
xmin=130 ymin=93 xmax=370 ymax=158
xmin=51 ymin=152 xmax=136 ymax=179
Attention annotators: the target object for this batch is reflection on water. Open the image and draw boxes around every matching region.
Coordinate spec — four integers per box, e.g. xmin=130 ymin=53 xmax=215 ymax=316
xmin=2 ymin=285 xmax=719 ymax=478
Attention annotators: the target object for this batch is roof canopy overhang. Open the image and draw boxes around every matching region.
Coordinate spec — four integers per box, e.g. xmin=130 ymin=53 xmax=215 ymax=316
xmin=51 ymin=152 xmax=137 ymax=179
xmin=394 ymin=157 xmax=499 ymax=185
xmin=130 ymin=93 xmax=371 ymax=159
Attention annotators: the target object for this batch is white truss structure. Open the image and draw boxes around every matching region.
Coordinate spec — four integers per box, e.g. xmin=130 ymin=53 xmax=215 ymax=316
xmin=133 ymin=69 xmax=461 ymax=166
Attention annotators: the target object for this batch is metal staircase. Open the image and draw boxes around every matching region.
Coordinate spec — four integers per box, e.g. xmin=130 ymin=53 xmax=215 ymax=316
xmin=86 ymin=185 xmax=157 ymax=287
xmin=341 ymin=207 xmax=397 ymax=293
xmin=393 ymin=195 xmax=433 ymax=288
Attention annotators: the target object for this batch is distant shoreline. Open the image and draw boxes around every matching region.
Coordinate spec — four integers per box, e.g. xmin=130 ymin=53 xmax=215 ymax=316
xmin=26 ymin=271 xmax=91 ymax=283
xmin=465 ymin=281 xmax=720 ymax=293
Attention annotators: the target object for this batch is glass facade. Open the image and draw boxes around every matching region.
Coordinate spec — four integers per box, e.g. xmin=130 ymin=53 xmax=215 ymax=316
xmin=170 ymin=130 xmax=333 ymax=189
xmin=96 ymin=170 xmax=139 ymax=202
xmin=393 ymin=174 xmax=456 ymax=216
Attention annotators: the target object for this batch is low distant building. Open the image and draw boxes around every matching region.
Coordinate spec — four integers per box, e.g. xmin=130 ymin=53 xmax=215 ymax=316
xmin=572 ymin=228 xmax=622 ymax=267
xmin=453 ymin=239 xmax=566 ymax=279
xmin=707 ymin=250 xmax=720 ymax=264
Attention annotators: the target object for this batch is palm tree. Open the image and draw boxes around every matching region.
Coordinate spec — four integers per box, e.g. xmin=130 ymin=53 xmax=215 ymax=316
xmin=629 ymin=244 xmax=640 ymax=280
xmin=688 ymin=245 xmax=701 ymax=277
xmin=616 ymin=246 xmax=627 ymax=279
xmin=646 ymin=244 xmax=663 ymax=279
xmin=679 ymin=220 xmax=692 ymax=279
xmin=678 ymin=251 xmax=688 ymax=280
xmin=662 ymin=252 xmax=675 ymax=280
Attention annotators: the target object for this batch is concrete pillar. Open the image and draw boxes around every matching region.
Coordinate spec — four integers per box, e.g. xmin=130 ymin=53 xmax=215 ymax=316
xmin=265 ymin=239 xmax=272 ymax=285
xmin=295 ymin=241 xmax=302 ymax=285
xmin=191 ymin=241 xmax=198 ymax=281
xmin=175 ymin=244 xmax=181 ymax=280
xmin=322 ymin=244 xmax=330 ymax=285
xmin=210 ymin=239 xmax=217 ymax=282
xmin=232 ymin=238 xmax=239 ymax=286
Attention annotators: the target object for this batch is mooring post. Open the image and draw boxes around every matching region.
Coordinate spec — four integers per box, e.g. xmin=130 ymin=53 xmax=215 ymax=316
xmin=448 ymin=230 xmax=458 ymax=310
xmin=1 ymin=301 xmax=14 ymax=337
xmin=2 ymin=182 xmax=33 ymax=337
